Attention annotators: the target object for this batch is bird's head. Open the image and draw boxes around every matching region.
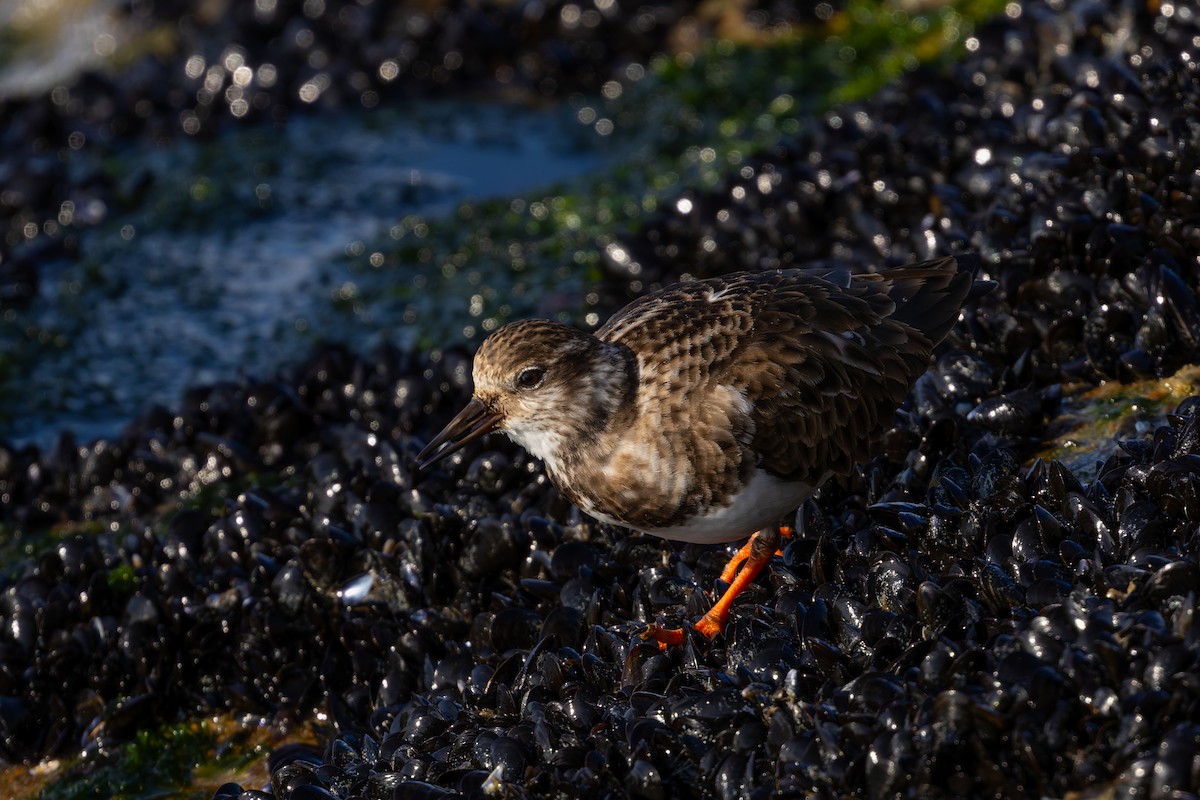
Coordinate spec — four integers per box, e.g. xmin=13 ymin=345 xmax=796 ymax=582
xmin=416 ymin=320 xmax=632 ymax=471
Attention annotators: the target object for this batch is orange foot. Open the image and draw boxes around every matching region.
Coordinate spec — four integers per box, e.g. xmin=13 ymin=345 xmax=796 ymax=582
xmin=718 ymin=526 xmax=793 ymax=583
xmin=641 ymin=525 xmax=788 ymax=649
xmin=640 ymin=622 xmax=686 ymax=649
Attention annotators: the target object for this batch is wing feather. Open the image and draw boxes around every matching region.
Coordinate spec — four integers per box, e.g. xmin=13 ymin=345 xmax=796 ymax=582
xmin=598 ymin=256 xmax=974 ymax=485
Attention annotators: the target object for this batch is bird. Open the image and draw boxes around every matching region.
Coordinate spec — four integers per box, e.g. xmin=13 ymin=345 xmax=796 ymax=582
xmin=417 ymin=254 xmax=986 ymax=646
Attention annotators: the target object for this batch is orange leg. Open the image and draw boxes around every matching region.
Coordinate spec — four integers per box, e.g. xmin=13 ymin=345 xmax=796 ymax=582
xmin=641 ymin=622 xmax=686 ymax=648
xmin=718 ymin=526 xmax=793 ymax=583
xmin=642 ymin=526 xmax=789 ymax=647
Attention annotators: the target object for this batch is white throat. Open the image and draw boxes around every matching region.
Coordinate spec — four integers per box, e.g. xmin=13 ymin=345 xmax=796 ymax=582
xmin=501 ymin=385 xmax=572 ymax=472
xmin=504 ymin=425 xmax=567 ymax=472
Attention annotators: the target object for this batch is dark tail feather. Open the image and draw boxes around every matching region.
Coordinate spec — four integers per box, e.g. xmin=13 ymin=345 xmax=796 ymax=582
xmin=886 ymin=254 xmax=989 ymax=346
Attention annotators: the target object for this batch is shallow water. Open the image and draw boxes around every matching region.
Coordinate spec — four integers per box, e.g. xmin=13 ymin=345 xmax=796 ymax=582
xmin=0 ymin=0 xmax=124 ymax=100
xmin=1 ymin=101 xmax=605 ymax=448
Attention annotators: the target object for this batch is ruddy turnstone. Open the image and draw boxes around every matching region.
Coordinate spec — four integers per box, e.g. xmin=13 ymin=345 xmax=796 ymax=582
xmin=418 ymin=254 xmax=985 ymax=645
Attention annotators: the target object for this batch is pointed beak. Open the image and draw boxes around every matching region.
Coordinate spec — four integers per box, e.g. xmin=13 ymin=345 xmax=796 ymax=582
xmin=416 ymin=397 xmax=503 ymax=470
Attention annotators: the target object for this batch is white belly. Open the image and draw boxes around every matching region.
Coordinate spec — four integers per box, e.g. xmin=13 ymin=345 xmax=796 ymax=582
xmin=603 ymin=469 xmax=826 ymax=545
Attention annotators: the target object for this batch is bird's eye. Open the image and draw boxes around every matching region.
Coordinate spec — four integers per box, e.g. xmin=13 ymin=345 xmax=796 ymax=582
xmin=515 ymin=366 xmax=546 ymax=390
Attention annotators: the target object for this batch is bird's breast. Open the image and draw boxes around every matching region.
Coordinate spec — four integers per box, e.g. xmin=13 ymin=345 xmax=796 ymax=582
xmin=561 ymin=462 xmax=817 ymax=544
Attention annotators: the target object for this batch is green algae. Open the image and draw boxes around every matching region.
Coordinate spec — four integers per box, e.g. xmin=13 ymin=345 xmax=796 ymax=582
xmin=1 ymin=0 xmax=1008 ymax=449
xmin=1039 ymin=365 xmax=1200 ymax=481
xmin=33 ymin=718 xmax=272 ymax=800
xmin=1 ymin=101 xmax=603 ymax=448
xmin=612 ymin=0 xmax=1007 ymax=168
xmin=354 ymin=0 xmax=1011 ymax=348
xmin=105 ymin=562 xmax=137 ymax=594
xmin=2 ymin=2 xmax=1020 ymax=795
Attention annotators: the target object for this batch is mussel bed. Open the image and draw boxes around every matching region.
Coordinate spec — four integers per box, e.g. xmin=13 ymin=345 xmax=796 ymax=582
xmin=5 ymin=0 xmax=1200 ymax=797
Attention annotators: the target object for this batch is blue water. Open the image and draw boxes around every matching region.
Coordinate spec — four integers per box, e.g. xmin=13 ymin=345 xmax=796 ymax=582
xmin=1 ymin=102 xmax=606 ymax=447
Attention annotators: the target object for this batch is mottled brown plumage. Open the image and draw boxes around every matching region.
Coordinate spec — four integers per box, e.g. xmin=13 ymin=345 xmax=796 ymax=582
xmin=417 ymin=254 xmax=984 ymax=640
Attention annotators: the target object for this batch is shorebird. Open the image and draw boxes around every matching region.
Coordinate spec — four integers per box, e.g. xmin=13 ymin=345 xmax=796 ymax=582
xmin=418 ymin=254 xmax=984 ymax=645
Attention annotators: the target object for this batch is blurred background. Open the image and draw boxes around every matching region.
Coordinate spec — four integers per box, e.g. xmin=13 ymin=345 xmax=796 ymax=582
xmin=9 ymin=0 xmax=1200 ymax=797
xmin=0 ymin=0 xmax=995 ymax=449
xmin=0 ymin=1 xmax=1019 ymax=796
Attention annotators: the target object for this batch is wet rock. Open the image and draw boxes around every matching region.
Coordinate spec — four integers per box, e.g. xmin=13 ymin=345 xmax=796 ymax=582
xmin=2 ymin=0 xmax=1200 ymax=797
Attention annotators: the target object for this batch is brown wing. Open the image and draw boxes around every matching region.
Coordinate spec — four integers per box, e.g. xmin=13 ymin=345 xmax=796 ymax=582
xmin=598 ymin=255 xmax=976 ymax=485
